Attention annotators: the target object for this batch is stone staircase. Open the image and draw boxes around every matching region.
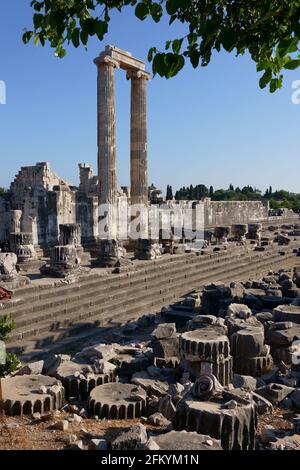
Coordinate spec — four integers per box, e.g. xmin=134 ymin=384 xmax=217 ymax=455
xmin=3 ymin=241 xmax=300 ymax=361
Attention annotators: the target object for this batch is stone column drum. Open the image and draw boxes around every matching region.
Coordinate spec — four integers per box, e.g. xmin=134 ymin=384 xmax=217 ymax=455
xmin=127 ymin=69 xmax=150 ymax=207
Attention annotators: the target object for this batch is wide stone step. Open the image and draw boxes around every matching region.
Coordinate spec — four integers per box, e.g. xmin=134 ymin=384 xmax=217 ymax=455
xmin=3 ymin=245 xmax=277 ymax=317
xmin=7 ymin=249 xmax=297 ymax=361
xmin=8 ymin=249 xmax=295 ymax=343
xmin=8 ymin=246 xmax=283 ymax=327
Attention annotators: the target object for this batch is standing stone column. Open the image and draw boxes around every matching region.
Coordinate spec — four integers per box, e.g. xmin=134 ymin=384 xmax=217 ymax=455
xmin=10 ymin=210 xmax=22 ymax=234
xmin=93 ymin=55 xmax=119 ymax=207
xmin=127 ymin=70 xmax=150 ymax=206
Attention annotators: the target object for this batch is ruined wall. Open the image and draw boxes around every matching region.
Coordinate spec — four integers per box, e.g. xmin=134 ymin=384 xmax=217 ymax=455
xmin=203 ymin=200 xmax=269 ymax=227
xmin=78 ymin=163 xmax=98 ymax=197
xmin=0 ymin=197 xmax=10 ymax=242
xmin=76 ymin=192 xmax=99 ymax=243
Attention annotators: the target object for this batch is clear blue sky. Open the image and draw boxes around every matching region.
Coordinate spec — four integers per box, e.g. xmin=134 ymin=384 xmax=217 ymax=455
xmin=0 ymin=2 xmax=299 ymax=194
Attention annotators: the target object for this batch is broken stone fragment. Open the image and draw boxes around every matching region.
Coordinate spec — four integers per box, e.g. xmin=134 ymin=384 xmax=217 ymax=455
xmin=111 ymin=423 xmax=148 ymax=450
xmin=131 ymin=371 xmax=170 ymax=397
xmin=227 ymin=303 xmax=252 ymax=319
xmin=232 ymin=374 xmax=265 ymax=391
xmin=152 ymin=322 xmax=177 ymax=339
xmin=251 ymin=391 xmax=273 ymax=414
xmin=151 ymin=430 xmax=222 ymax=451
xmin=148 ymin=412 xmax=171 ymax=427
xmin=255 ymin=383 xmax=295 ymax=406
xmin=273 ymin=305 xmax=300 ymax=324
xmin=17 ymin=360 xmax=44 ymax=376
xmin=53 ymin=420 xmax=69 ymax=431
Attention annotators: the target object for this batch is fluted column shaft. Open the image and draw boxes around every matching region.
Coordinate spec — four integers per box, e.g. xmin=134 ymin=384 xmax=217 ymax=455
xmin=94 ymin=56 xmax=119 ymax=206
xmin=128 ymin=70 xmax=150 ymax=206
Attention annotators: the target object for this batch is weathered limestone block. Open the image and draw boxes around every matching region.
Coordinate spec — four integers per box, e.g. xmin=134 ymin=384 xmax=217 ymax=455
xmin=0 ymin=252 xmax=18 ymax=281
xmin=93 ymin=239 xmax=126 ymax=267
xmin=255 ymin=383 xmax=295 ymax=406
xmin=273 ymin=305 xmax=300 ymax=324
xmin=225 ymin=315 xmax=264 ymax=337
xmin=202 ymin=283 xmax=231 ymax=315
xmin=151 ymin=431 xmax=223 ymax=450
xmin=111 ymin=423 xmax=148 ymax=450
xmin=213 ymin=226 xmax=229 ymax=243
xmin=88 ymin=383 xmax=147 ymax=418
xmin=231 ymin=327 xmax=265 ymax=359
xmin=151 ymin=337 xmax=179 ymax=359
xmin=134 ymin=238 xmax=162 ymax=260
xmin=131 ymin=371 xmax=170 ymax=397
xmin=248 ymin=223 xmax=262 ymax=241
xmin=0 ymin=375 xmax=65 ymax=416
xmin=152 ymin=323 xmax=176 ymax=339
xmin=231 ymin=224 xmax=248 ymax=242
xmin=173 ymin=393 xmax=256 ymax=450
xmin=59 ymin=223 xmax=82 ymax=247
xmin=227 ymin=303 xmax=252 ymax=319
xmin=40 ymin=245 xmax=82 ymax=278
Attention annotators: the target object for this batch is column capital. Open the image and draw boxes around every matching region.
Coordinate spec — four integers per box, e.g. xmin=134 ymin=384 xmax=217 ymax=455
xmin=94 ymin=55 xmax=120 ymax=69
xmin=126 ymin=69 xmax=151 ymax=81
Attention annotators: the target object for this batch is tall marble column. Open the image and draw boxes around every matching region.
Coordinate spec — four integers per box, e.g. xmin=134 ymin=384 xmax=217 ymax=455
xmin=127 ymin=70 xmax=150 ymax=206
xmin=94 ymin=55 xmax=119 ymax=206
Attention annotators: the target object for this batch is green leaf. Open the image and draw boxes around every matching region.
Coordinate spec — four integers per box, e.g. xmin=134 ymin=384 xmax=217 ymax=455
xmin=71 ymin=28 xmax=80 ymax=48
xmin=284 ymin=59 xmax=300 ymax=70
xmin=166 ymin=0 xmax=181 ymax=16
xmin=148 ymin=47 xmax=157 ymax=62
xmin=152 ymin=53 xmax=167 ymax=77
xmin=190 ymin=49 xmax=200 ymax=68
xmin=95 ymin=20 xmax=108 ymax=40
xmin=33 ymin=13 xmax=44 ymax=29
xmin=164 ymin=53 xmax=185 ymax=78
xmin=22 ymin=31 xmax=34 ymax=44
xmin=150 ymin=3 xmax=163 ymax=23
xmin=259 ymin=69 xmax=272 ymax=89
xmin=80 ymin=29 xmax=88 ymax=46
xmin=221 ymin=29 xmax=236 ymax=52
xmin=135 ymin=3 xmax=149 ymax=21
xmin=84 ymin=18 xmax=96 ymax=36
xmin=172 ymin=38 xmax=183 ymax=55
xmin=277 ymin=37 xmax=299 ymax=57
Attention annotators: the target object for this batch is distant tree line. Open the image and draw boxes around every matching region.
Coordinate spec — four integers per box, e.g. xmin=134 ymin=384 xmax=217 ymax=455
xmin=167 ymin=184 xmax=300 ymax=212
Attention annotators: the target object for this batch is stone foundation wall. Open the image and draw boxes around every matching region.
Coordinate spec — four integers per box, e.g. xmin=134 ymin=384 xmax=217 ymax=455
xmin=203 ymin=200 xmax=269 ymax=227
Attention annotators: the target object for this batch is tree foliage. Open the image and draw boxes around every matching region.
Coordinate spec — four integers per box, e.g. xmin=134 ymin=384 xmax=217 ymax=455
xmin=0 ymin=315 xmax=20 ymax=378
xmin=24 ymin=1 xmax=300 ymax=91
xmin=174 ymin=183 xmax=300 ymax=212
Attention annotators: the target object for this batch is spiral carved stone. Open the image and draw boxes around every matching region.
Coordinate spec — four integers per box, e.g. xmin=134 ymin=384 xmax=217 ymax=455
xmin=88 ymin=383 xmax=147 ymax=419
xmin=192 ymin=374 xmax=223 ymax=400
xmin=179 ymin=329 xmax=230 ymax=362
xmin=0 ymin=375 xmax=65 ymax=416
xmin=173 ymin=394 xmax=256 ymax=450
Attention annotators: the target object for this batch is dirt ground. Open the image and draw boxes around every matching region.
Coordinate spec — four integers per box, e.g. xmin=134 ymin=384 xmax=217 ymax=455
xmin=0 ymin=407 xmax=295 ymax=450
